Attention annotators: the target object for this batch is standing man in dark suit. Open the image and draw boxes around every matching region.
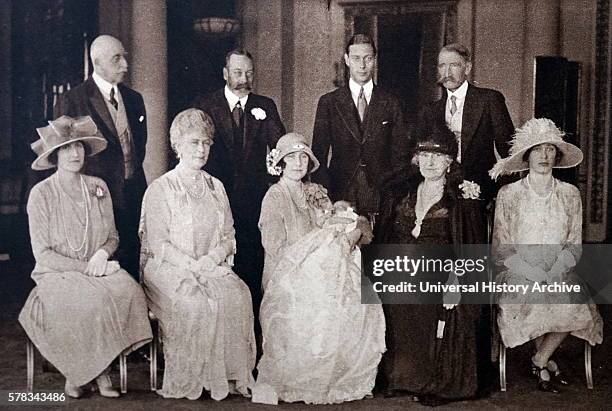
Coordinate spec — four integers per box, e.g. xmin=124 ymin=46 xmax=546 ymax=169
xmin=54 ymin=35 xmax=147 ymax=279
xmin=194 ymin=49 xmax=285 ymax=334
xmin=421 ymin=43 xmax=514 ymax=201
xmin=311 ymin=34 xmax=410 ymax=218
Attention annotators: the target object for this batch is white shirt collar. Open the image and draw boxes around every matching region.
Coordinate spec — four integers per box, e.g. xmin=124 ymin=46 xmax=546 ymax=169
xmin=224 ymin=85 xmax=249 ymax=110
xmin=92 ymin=72 xmax=118 ymax=98
xmin=349 ymin=78 xmax=374 ymax=102
xmin=446 ymin=80 xmax=469 ymax=101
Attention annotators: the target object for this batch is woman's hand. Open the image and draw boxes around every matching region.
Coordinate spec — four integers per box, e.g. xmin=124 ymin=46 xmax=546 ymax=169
xmin=347 ymin=228 xmax=362 ymax=248
xmin=196 ymin=255 xmax=217 ymax=273
xmin=86 ymin=249 xmax=109 ymax=276
xmin=524 ymin=266 xmax=548 ymax=283
xmin=104 ymin=261 xmax=121 ymax=276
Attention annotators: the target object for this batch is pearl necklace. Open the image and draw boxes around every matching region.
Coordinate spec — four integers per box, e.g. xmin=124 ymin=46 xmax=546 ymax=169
xmin=179 ymin=171 xmax=206 ymax=199
xmin=55 ymin=174 xmax=90 ymax=257
xmin=526 ymin=175 xmax=555 ymax=200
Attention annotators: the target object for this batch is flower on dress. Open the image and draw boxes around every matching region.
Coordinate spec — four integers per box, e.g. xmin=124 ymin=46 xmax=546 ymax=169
xmin=459 ymin=180 xmax=481 ymax=200
xmin=90 ymin=184 xmax=106 ymax=199
xmin=304 ymin=183 xmax=333 ymax=211
xmin=251 ymin=107 xmax=267 ymax=120
xmin=266 ymin=149 xmax=282 ymax=175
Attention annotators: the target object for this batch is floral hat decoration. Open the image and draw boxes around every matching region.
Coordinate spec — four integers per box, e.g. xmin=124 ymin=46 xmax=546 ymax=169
xmin=266 ymin=132 xmax=320 ymax=176
xmin=489 ymin=118 xmax=583 ymax=180
xmin=31 ymin=115 xmax=107 ymax=171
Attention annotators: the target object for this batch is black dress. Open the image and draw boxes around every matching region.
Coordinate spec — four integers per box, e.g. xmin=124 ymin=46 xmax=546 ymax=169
xmin=376 ymin=178 xmax=485 ymax=401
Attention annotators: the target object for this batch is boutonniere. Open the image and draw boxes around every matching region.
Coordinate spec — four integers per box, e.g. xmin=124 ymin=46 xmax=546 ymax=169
xmin=459 ymin=180 xmax=481 ymax=200
xmin=90 ymin=184 xmax=106 ymax=199
xmin=251 ymin=107 xmax=267 ymax=120
xmin=266 ymin=149 xmax=282 ymax=175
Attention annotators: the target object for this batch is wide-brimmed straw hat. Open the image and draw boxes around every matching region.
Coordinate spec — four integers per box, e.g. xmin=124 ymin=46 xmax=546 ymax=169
xmin=266 ymin=133 xmax=320 ymax=176
xmin=489 ymin=118 xmax=583 ymax=180
xmin=414 ymin=125 xmax=458 ymax=160
xmin=31 ymin=116 xmax=107 ymax=171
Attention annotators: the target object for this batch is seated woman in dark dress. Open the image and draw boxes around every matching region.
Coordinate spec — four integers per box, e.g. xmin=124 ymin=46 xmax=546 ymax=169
xmin=375 ymin=125 xmax=486 ymax=406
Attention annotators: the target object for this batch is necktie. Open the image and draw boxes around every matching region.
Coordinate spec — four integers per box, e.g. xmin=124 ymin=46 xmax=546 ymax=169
xmin=450 ymin=95 xmax=457 ymax=116
xmin=357 ymin=87 xmax=367 ymax=122
xmin=109 ymin=88 xmax=118 ymax=111
xmin=232 ymin=101 xmax=244 ymax=151
xmin=232 ymin=101 xmax=244 ymax=128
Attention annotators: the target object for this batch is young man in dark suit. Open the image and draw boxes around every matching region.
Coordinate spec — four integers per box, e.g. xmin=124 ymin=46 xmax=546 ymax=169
xmin=54 ymin=35 xmax=147 ymax=279
xmin=194 ymin=50 xmax=285 ymax=345
xmin=311 ymin=34 xmax=410 ymax=219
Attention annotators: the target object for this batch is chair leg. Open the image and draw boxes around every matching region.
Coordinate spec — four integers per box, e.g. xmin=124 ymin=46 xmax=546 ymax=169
xmin=499 ymin=342 xmax=507 ymax=392
xmin=150 ymin=321 xmax=158 ymax=391
xmin=584 ymin=341 xmax=593 ymax=389
xmin=119 ymin=352 xmax=127 ymax=394
xmin=26 ymin=339 xmax=34 ymax=392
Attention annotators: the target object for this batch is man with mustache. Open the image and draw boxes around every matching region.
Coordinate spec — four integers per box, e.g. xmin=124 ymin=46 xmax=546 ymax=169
xmin=420 ymin=43 xmax=514 ymax=201
xmin=194 ymin=49 xmax=285 ymax=349
xmin=54 ymin=34 xmax=148 ymax=280
xmin=311 ymin=34 xmax=410 ymax=218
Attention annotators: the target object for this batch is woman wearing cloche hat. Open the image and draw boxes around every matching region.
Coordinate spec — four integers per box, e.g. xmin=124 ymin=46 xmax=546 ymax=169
xmin=375 ymin=124 xmax=486 ymax=405
xmin=491 ymin=118 xmax=602 ymax=393
xmin=252 ymin=132 xmax=385 ymax=405
xmin=18 ymin=116 xmax=152 ymax=399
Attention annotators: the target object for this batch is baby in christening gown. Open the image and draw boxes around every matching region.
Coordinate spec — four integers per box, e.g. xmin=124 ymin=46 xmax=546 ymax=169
xmin=253 ymin=199 xmax=385 ymax=405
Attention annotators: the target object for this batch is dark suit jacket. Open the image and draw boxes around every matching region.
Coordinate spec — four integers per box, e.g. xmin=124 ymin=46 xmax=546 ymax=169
xmin=53 ymin=77 xmax=148 ymax=211
xmin=311 ymin=85 xmax=410 ymax=204
xmin=420 ymin=83 xmax=514 ymax=201
xmin=194 ymin=89 xmax=285 ymax=238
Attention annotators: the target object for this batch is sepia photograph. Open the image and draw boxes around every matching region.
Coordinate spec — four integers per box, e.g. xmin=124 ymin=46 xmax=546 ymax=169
xmin=0 ymin=0 xmax=611 ymax=409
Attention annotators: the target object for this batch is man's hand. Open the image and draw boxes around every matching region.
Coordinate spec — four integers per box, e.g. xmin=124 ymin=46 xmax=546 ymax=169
xmin=86 ymin=249 xmax=109 ymax=277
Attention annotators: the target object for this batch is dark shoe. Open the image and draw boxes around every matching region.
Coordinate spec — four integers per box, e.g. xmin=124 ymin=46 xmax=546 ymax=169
xmin=382 ymin=388 xmax=397 ymax=398
xmin=420 ymin=395 xmax=451 ymax=407
xmin=531 ymin=359 xmax=560 ymax=394
xmin=546 ymin=360 xmax=571 ymax=386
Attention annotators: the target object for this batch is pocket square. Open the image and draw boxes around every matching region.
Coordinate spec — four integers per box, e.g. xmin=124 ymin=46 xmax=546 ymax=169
xmin=382 ymin=121 xmax=389 ymax=125
xmin=139 ymin=115 xmax=145 ymax=123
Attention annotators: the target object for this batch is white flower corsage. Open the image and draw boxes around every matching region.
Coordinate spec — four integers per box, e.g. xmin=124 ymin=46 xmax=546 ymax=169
xmin=251 ymin=107 xmax=267 ymax=120
xmin=90 ymin=184 xmax=106 ymax=199
xmin=459 ymin=180 xmax=481 ymax=200
xmin=266 ymin=149 xmax=282 ymax=175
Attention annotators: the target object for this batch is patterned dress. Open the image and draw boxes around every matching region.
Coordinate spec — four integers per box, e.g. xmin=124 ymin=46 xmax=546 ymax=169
xmin=19 ymin=173 xmax=152 ymax=386
xmin=493 ymin=177 xmax=603 ymax=348
xmin=140 ymin=169 xmax=255 ymax=400
xmin=253 ymin=180 xmax=386 ymax=404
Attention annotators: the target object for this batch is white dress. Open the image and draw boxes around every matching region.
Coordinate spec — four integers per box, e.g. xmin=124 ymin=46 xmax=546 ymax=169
xmin=140 ymin=169 xmax=256 ymax=400
xmin=492 ymin=177 xmax=603 ymax=348
xmin=253 ymin=180 xmax=385 ymax=404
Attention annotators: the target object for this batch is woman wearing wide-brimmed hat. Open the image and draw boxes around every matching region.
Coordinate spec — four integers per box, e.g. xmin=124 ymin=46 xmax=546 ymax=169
xmin=375 ymin=124 xmax=486 ymax=405
xmin=18 ymin=116 xmax=152 ymax=398
xmin=491 ymin=118 xmax=603 ymax=393
xmin=252 ymin=133 xmax=385 ymax=405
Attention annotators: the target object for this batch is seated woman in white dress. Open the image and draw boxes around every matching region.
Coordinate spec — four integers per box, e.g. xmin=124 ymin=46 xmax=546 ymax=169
xmin=139 ymin=108 xmax=255 ymax=400
xmin=19 ymin=116 xmax=152 ymax=399
xmin=490 ymin=118 xmax=603 ymax=393
xmin=252 ymin=133 xmax=385 ymax=405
